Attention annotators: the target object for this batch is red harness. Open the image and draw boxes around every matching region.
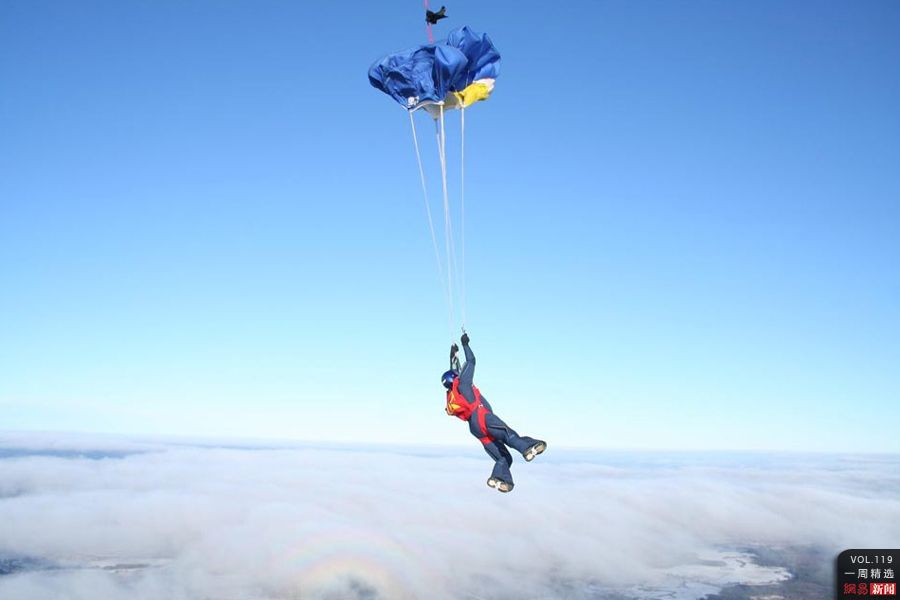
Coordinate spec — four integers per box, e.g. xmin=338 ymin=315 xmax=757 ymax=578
xmin=445 ymin=379 xmax=494 ymax=444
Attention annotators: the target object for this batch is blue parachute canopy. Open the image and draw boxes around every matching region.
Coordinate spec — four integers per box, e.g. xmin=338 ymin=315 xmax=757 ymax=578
xmin=445 ymin=26 xmax=501 ymax=87
xmin=368 ymin=44 xmax=468 ymax=109
xmin=368 ymin=26 xmax=501 ymax=110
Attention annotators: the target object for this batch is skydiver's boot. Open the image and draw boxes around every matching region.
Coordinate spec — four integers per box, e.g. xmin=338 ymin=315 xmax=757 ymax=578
xmin=524 ymin=440 xmax=547 ymax=462
xmin=487 ymin=477 xmax=514 ymax=493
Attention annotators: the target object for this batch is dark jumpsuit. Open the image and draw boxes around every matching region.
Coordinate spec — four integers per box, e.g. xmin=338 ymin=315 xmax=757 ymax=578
xmin=456 ymin=341 xmax=539 ymax=485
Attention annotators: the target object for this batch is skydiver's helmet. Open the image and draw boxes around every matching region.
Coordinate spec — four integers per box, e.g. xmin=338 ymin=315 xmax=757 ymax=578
xmin=441 ymin=369 xmax=459 ymax=390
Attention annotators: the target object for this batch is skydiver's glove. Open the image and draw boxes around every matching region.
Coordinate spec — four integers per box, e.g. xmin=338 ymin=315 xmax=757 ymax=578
xmin=450 ymin=343 xmax=459 ymax=358
xmin=461 ymin=332 xmax=470 ymax=346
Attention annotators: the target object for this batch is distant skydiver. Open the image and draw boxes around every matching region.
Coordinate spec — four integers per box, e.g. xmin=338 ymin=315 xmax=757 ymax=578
xmin=425 ymin=6 xmax=448 ymax=25
xmin=443 ymin=332 xmax=547 ymax=493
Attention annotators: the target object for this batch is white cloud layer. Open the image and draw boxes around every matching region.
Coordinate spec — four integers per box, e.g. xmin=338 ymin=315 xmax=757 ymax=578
xmin=1 ymin=432 xmax=899 ymax=599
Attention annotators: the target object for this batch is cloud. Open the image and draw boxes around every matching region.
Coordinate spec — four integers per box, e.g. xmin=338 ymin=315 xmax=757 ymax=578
xmin=1 ymin=433 xmax=898 ymax=599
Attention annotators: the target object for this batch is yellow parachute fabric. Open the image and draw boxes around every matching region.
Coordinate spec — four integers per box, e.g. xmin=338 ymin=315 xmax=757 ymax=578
xmin=452 ymin=79 xmax=495 ymax=108
xmin=422 ymin=78 xmax=496 ymax=119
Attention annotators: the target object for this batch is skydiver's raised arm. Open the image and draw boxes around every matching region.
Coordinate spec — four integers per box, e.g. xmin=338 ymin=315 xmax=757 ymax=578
xmin=459 ymin=333 xmax=475 ymax=389
xmin=462 ymin=340 xmax=475 ymax=365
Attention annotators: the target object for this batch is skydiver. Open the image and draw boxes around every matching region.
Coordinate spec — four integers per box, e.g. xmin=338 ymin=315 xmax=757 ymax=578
xmin=425 ymin=6 xmax=448 ymax=25
xmin=443 ymin=332 xmax=547 ymax=493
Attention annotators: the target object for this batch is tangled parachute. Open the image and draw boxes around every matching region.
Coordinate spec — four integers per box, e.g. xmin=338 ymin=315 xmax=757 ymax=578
xmin=368 ymin=26 xmax=500 ymax=115
xmin=368 ymin=25 xmax=501 ymax=339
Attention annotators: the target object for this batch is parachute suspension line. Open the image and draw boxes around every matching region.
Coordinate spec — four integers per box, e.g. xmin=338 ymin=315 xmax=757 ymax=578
xmin=409 ymin=110 xmax=453 ymax=337
xmin=437 ymin=103 xmax=458 ymax=341
xmin=460 ymin=106 xmax=467 ymax=330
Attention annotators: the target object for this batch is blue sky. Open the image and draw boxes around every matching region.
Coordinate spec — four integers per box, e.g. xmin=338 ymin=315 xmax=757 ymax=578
xmin=1 ymin=0 xmax=898 ymax=451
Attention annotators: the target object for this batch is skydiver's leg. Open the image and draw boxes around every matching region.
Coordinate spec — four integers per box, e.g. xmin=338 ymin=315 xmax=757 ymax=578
xmin=483 ymin=412 xmax=544 ymax=458
xmin=483 ymin=440 xmax=513 ymax=487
